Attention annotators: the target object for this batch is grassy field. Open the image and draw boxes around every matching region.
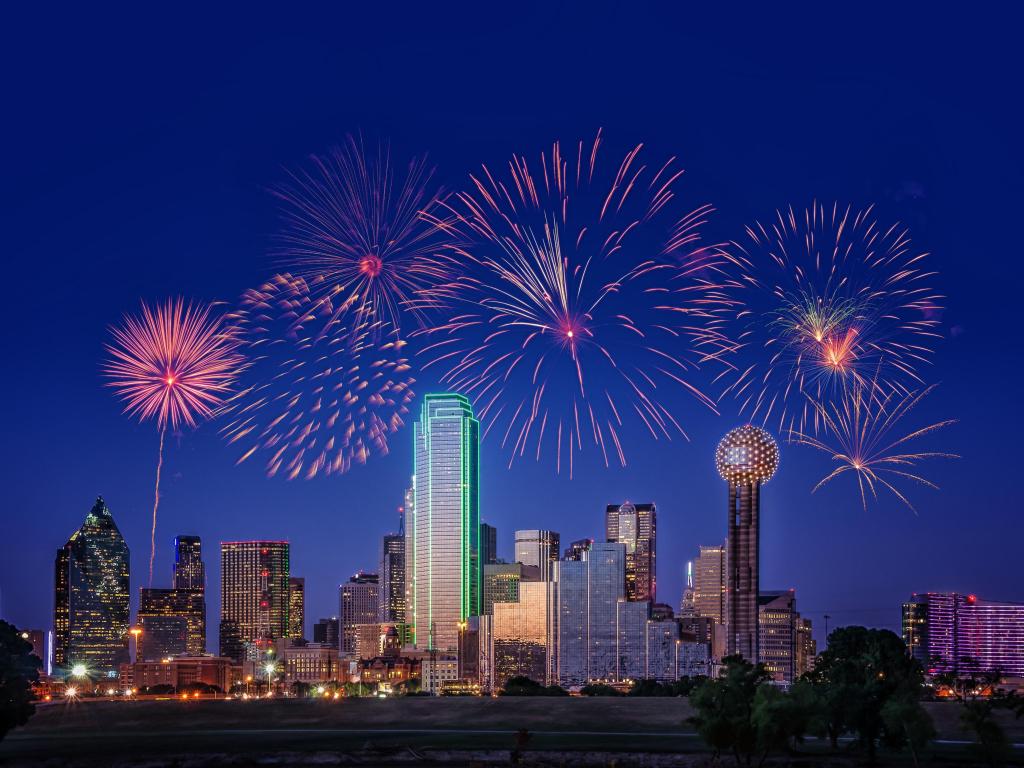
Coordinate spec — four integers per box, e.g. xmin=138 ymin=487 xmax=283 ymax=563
xmin=2 ymin=697 xmax=1022 ymax=766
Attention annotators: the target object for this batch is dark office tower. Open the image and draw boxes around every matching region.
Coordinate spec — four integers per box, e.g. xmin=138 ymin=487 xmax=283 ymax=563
xmin=605 ymin=502 xmax=657 ymax=602
xmin=288 ymin=577 xmax=305 ymax=639
xmin=218 ymin=618 xmax=244 ymax=662
xmin=563 ymin=538 xmax=593 ymax=561
xmin=340 ymin=572 xmax=379 ymax=656
xmin=480 ymin=523 xmax=498 ymax=567
xmin=220 ymin=541 xmax=290 ymax=651
xmin=758 ymin=590 xmax=798 ymax=685
xmin=715 ymin=425 xmax=779 ymax=665
xmin=380 ymin=532 xmax=406 ymax=623
xmin=172 ymin=535 xmax=205 ymax=591
xmin=138 ymin=588 xmax=206 ymax=658
xmin=53 ymin=496 xmax=130 ymax=675
xmin=312 ymin=617 xmax=340 ymax=647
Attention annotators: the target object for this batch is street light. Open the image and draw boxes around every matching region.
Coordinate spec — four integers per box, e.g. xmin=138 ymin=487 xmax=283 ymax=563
xmin=130 ymin=627 xmax=142 ymax=663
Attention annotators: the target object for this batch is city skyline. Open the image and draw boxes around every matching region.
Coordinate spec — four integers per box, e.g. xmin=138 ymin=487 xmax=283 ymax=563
xmin=3 ymin=6 xmax=1022 ymax=665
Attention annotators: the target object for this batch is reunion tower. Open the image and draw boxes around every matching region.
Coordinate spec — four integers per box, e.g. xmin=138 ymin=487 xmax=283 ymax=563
xmin=715 ymin=425 xmax=779 ymax=664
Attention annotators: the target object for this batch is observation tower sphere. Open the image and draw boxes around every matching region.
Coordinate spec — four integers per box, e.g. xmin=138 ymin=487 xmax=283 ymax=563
xmin=715 ymin=425 xmax=779 ymax=485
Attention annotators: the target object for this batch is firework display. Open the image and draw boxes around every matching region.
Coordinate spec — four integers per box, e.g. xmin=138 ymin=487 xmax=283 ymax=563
xmin=272 ymin=135 xmax=456 ymax=330
xmin=104 ymin=298 xmax=243 ymax=583
xmin=416 ymin=132 xmax=743 ymax=475
xmin=218 ymin=273 xmax=415 ymax=480
xmin=792 ymin=374 xmax=957 ymax=512
xmin=724 ymin=202 xmax=943 ymax=436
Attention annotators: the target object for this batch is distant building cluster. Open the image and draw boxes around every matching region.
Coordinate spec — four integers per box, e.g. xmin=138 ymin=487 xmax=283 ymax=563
xmin=32 ymin=393 xmax=1022 ymax=697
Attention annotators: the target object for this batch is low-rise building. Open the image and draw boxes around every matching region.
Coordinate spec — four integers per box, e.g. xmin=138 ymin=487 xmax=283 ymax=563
xmin=119 ymin=656 xmax=233 ymax=692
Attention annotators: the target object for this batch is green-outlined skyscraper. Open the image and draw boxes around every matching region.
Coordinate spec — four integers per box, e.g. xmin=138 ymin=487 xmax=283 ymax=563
xmin=409 ymin=394 xmax=480 ymax=651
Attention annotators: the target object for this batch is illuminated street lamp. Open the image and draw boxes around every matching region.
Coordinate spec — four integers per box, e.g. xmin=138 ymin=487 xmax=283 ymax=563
xmin=130 ymin=627 xmax=142 ymax=663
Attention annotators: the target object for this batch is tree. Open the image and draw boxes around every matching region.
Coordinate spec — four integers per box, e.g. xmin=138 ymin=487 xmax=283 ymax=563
xmin=499 ymin=676 xmax=545 ymax=696
xmin=0 ymin=622 xmax=40 ymax=743
xmin=579 ymin=682 xmax=622 ymax=696
xmin=807 ymin=626 xmax=932 ymax=764
xmin=934 ymin=659 xmax=1015 ymax=767
xmin=688 ymin=655 xmax=773 ymax=767
xmin=629 ymin=679 xmax=671 ymax=697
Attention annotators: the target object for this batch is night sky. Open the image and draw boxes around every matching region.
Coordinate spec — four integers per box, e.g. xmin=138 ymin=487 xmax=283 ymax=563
xmin=3 ymin=6 xmax=1022 ymax=652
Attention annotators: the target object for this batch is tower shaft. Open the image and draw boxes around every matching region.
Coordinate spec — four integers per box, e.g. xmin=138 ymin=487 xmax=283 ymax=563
xmin=726 ymin=480 xmax=760 ymax=663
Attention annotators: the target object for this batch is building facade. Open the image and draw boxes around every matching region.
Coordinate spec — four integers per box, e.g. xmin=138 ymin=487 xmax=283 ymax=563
xmin=410 ymin=394 xmax=480 ymax=651
xmin=514 ymin=529 xmax=560 ymax=581
xmin=605 ymin=502 xmax=657 ymax=602
xmin=172 ymin=535 xmax=205 ymax=591
xmin=287 ymin=577 xmax=305 ymax=639
xmin=490 ymin=580 xmax=553 ymax=688
xmin=380 ymin=532 xmax=406 ymax=623
xmin=220 ymin=541 xmax=290 ymax=654
xmin=53 ymin=496 xmax=131 ymax=675
xmin=138 ymin=587 xmax=206 ymax=659
xmin=563 ymin=538 xmax=593 ymax=561
xmin=902 ymin=592 xmax=1024 ymax=676
xmin=312 ymin=617 xmax=340 ymax=648
xmin=340 ymin=572 xmax=379 ymax=657
xmin=758 ymin=590 xmax=797 ymax=685
xmin=120 ymin=656 xmax=232 ymax=692
xmin=480 ymin=523 xmax=498 ymax=567
xmin=694 ymin=543 xmax=727 ymax=624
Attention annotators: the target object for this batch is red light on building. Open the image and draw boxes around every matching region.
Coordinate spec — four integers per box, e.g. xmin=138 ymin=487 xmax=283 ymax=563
xmin=966 ymin=594 xmax=977 ymax=604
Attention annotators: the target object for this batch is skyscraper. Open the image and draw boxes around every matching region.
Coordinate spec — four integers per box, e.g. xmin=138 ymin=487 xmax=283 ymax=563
xmin=678 ymin=560 xmax=696 ymax=618
xmin=220 ymin=541 xmax=290 ymax=653
xmin=514 ymin=530 xmax=560 ymax=581
xmin=758 ymin=590 xmax=798 ymax=685
xmin=410 ymin=394 xmax=480 ymax=651
xmin=312 ymin=617 xmax=340 ymax=648
xmin=605 ymin=502 xmax=657 ymax=602
xmin=482 ymin=562 xmax=541 ymax=616
xmin=340 ymin=572 xmax=379 ymax=657
xmin=716 ymin=425 xmax=779 ymax=664
xmin=480 ymin=523 xmax=498 ymax=566
xmin=172 ymin=535 xmax=205 ymax=591
xmin=53 ymin=496 xmax=130 ymax=675
xmin=380 ymin=529 xmax=406 ymax=623
xmin=693 ymin=543 xmax=727 ymax=623
xmin=902 ymin=592 xmax=1024 ymax=676
xmin=138 ymin=587 xmax=205 ymax=658
xmin=288 ymin=577 xmax=305 ymax=639
xmin=491 ymin=580 xmax=554 ymax=688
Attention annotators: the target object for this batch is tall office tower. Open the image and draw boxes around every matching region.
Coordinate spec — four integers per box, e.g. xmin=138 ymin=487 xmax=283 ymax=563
xmin=902 ymin=592 xmax=1024 ymax=676
xmin=796 ymin=616 xmax=816 ymax=677
xmin=605 ymin=502 xmax=657 ymax=602
xmin=402 ymin=484 xmax=415 ymax=639
xmin=551 ymin=542 xmax=627 ymax=686
xmin=491 ymin=580 xmax=554 ymax=688
xmin=220 ymin=541 xmax=290 ymax=652
xmin=480 ymin=523 xmax=498 ymax=566
xmin=563 ymin=538 xmax=593 ymax=561
xmin=288 ymin=577 xmax=305 ymax=639
xmin=380 ymin=530 xmax=406 ymax=623
xmin=716 ymin=426 xmax=779 ymax=664
xmin=411 ymin=394 xmax=480 ymax=651
xmin=758 ymin=590 xmax=798 ymax=685
xmin=172 ymin=535 xmax=205 ymax=591
xmin=312 ymin=617 xmax=340 ymax=648
xmin=53 ymin=497 xmax=130 ymax=674
xmin=138 ymin=587 xmax=205 ymax=658
xmin=678 ymin=561 xmax=696 ymax=617
xmin=340 ymin=572 xmax=379 ymax=656
xmin=514 ymin=530 xmax=560 ymax=581
xmin=693 ymin=544 xmax=727 ymax=622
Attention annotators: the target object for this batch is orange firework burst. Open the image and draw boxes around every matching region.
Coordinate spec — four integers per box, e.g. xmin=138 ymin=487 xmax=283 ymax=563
xmin=417 ymin=131 xmax=743 ymax=476
xmin=724 ymin=202 xmax=943 ymax=435
xmin=272 ymin=135 xmax=457 ymax=330
xmin=218 ymin=273 xmax=415 ymax=480
xmin=792 ymin=374 xmax=957 ymax=513
xmin=104 ymin=298 xmax=243 ymax=583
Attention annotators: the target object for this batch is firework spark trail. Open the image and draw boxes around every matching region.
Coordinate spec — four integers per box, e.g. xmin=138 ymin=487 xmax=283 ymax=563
xmin=272 ymin=135 xmax=459 ymax=331
xmin=217 ymin=273 xmax=415 ymax=479
xmin=791 ymin=373 xmax=957 ymax=513
xmin=104 ymin=299 xmax=243 ymax=584
xmin=416 ymin=131 xmax=745 ymax=475
xmin=723 ymin=201 xmax=944 ymax=436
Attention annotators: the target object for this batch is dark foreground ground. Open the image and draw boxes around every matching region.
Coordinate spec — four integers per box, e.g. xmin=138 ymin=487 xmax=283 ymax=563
xmin=1 ymin=697 xmax=1022 ymax=767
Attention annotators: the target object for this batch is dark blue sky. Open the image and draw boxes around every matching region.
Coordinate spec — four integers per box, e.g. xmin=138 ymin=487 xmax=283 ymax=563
xmin=3 ymin=5 xmax=1022 ymax=650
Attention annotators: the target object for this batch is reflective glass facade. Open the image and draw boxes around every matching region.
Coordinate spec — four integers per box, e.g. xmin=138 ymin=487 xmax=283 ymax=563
xmin=410 ymin=394 xmax=480 ymax=651
xmin=53 ymin=496 xmax=130 ymax=675
xmin=606 ymin=502 xmax=656 ymax=602
xmin=138 ymin=587 xmax=205 ymax=658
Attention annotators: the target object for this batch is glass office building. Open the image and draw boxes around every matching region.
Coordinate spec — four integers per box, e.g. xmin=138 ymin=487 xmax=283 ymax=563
xmin=410 ymin=394 xmax=480 ymax=651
